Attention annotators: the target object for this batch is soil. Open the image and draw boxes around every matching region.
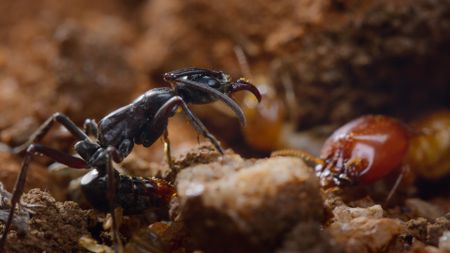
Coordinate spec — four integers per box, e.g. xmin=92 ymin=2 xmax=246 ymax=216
xmin=0 ymin=0 xmax=449 ymax=252
xmin=0 ymin=189 xmax=96 ymax=253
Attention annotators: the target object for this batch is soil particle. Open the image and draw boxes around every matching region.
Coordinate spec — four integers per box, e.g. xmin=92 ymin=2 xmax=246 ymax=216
xmin=328 ymin=215 xmax=405 ymax=253
xmin=276 ymin=221 xmax=344 ymax=253
xmin=175 ymin=155 xmax=323 ymax=253
xmin=407 ymin=214 xmax=450 ymax=246
xmin=328 ymin=203 xmax=408 ymax=253
xmin=1 ymin=189 xmax=96 ymax=253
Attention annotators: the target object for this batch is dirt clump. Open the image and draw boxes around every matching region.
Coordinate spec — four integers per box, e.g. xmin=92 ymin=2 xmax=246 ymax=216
xmin=407 ymin=214 xmax=450 ymax=247
xmin=328 ymin=204 xmax=406 ymax=253
xmin=174 ymin=154 xmax=324 ymax=253
xmin=0 ymin=189 xmax=96 ymax=253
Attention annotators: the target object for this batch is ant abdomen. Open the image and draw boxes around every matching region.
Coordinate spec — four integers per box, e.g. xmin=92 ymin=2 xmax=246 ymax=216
xmin=81 ymin=170 xmax=175 ymax=214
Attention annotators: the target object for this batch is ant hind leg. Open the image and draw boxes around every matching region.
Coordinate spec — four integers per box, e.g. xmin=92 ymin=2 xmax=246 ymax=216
xmin=13 ymin=113 xmax=89 ymax=154
xmin=105 ymin=147 xmax=124 ymax=253
xmin=163 ymin=129 xmax=174 ymax=169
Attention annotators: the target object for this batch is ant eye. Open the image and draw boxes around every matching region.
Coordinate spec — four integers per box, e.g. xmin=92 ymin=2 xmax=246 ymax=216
xmin=206 ymin=78 xmax=220 ymax=88
xmin=195 ymin=75 xmax=221 ymax=89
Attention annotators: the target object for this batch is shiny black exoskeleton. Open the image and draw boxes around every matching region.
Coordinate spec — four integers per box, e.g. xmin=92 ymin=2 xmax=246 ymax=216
xmin=0 ymin=68 xmax=261 ymax=251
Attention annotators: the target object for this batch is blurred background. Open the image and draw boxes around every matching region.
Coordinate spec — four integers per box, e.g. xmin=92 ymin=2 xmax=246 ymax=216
xmin=0 ymin=0 xmax=449 ymax=194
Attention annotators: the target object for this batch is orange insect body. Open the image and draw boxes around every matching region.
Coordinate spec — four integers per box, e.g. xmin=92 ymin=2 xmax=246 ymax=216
xmin=318 ymin=115 xmax=410 ymax=186
xmin=406 ymin=110 xmax=450 ymax=179
xmin=242 ymin=86 xmax=286 ymax=152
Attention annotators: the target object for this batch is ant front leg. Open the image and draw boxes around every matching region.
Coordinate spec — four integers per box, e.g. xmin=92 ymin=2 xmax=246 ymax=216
xmin=13 ymin=113 xmax=89 ymax=154
xmin=179 ymin=102 xmax=224 ymax=154
xmin=0 ymin=144 xmax=87 ymax=250
xmin=154 ymin=96 xmax=224 ymax=155
xmin=163 ymin=129 xmax=174 ymax=169
xmin=105 ymin=146 xmax=124 ymax=253
xmin=83 ymin=118 xmax=98 ymax=137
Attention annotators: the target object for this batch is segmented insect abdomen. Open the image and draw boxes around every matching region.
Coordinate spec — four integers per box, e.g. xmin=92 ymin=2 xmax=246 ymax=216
xmin=81 ymin=170 xmax=176 ymax=214
xmin=117 ymin=176 xmax=176 ymax=214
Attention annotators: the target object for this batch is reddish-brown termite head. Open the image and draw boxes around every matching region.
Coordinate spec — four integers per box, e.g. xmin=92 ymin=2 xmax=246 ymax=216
xmin=317 ymin=115 xmax=410 ymax=187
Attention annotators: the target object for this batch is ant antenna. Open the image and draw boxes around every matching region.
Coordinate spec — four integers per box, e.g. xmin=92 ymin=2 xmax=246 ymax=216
xmin=280 ymin=70 xmax=299 ymax=123
xmin=233 ymin=46 xmax=253 ymax=80
xmin=271 ymin=149 xmax=325 ymax=167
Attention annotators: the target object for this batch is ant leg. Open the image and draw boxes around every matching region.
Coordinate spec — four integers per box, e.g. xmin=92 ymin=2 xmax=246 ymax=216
xmin=152 ymin=97 xmax=180 ymax=166
xmin=163 ymin=129 xmax=174 ymax=169
xmin=83 ymin=119 xmax=98 ymax=137
xmin=0 ymin=144 xmax=87 ymax=250
xmin=385 ymin=164 xmax=410 ymax=206
xmin=179 ymin=102 xmax=224 ymax=154
xmin=13 ymin=113 xmax=89 ymax=154
xmin=154 ymin=96 xmax=224 ymax=154
xmin=271 ymin=149 xmax=325 ymax=166
xmin=153 ymin=96 xmax=180 ymax=166
xmin=105 ymin=147 xmax=123 ymax=253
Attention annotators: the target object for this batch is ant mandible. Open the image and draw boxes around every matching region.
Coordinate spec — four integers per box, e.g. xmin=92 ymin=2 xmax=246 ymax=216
xmin=0 ymin=68 xmax=262 ymax=252
xmin=273 ymin=115 xmax=410 ymax=202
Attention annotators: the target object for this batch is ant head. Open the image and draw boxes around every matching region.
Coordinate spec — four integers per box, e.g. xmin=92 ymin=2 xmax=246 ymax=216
xmin=163 ymin=68 xmax=261 ymax=126
xmin=164 ymin=68 xmax=261 ymax=104
xmin=164 ymin=68 xmax=229 ymax=103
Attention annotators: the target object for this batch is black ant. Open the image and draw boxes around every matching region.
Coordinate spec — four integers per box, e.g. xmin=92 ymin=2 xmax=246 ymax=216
xmin=0 ymin=68 xmax=261 ymax=252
